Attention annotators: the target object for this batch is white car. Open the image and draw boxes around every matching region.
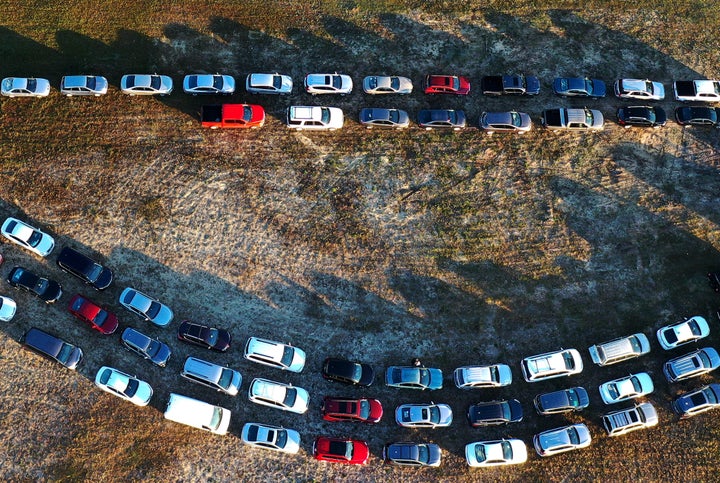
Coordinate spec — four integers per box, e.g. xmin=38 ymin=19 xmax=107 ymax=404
xmin=395 ymin=403 xmax=453 ymax=428
xmin=246 ymin=73 xmax=293 ymax=94
xmin=248 ymin=378 xmax=309 ymax=414
xmin=1 ymin=77 xmax=51 ymax=97
xmin=183 ymin=74 xmax=235 ymax=95
xmin=533 ymin=423 xmax=591 ymax=457
xmin=1 ymin=217 xmax=55 ymax=257
xmin=599 ymin=372 xmax=654 ymax=404
xmin=304 ymin=73 xmax=353 ymax=95
xmin=244 ymin=337 xmax=306 ymax=373
xmin=656 ymin=316 xmax=709 ymax=350
xmin=453 ymin=364 xmax=512 ymax=389
xmin=286 ymin=106 xmax=344 ymax=131
xmin=60 ymin=75 xmax=108 ymax=96
xmin=362 ymin=75 xmax=413 ymax=94
xmin=241 ymin=422 xmax=301 ymax=454
xmin=614 ymin=78 xmax=665 ymax=101
xmin=465 ymin=439 xmax=527 ymax=467
xmin=521 ymin=348 xmax=583 ymax=382
xmin=94 ymin=366 xmax=153 ymax=406
xmin=119 ymin=287 xmax=174 ymax=327
xmin=0 ymin=295 xmax=17 ymax=321
xmin=120 ymin=74 xmax=173 ymax=95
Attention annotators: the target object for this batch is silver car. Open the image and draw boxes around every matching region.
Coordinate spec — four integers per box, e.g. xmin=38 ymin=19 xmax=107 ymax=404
xmin=120 ymin=74 xmax=173 ymax=95
xmin=304 ymin=73 xmax=353 ymax=95
xmin=521 ymin=348 xmax=583 ymax=382
xmin=60 ymin=75 xmax=108 ymax=96
xmin=244 ymin=337 xmax=306 ymax=373
xmin=94 ymin=366 xmax=153 ymax=406
xmin=614 ymin=78 xmax=665 ymax=101
xmin=359 ymin=108 xmax=409 ymax=129
xmin=0 ymin=296 xmax=17 ymax=322
xmin=395 ymin=403 xmax=453 ymax=428
xmin=119 ymin=287 xmax=174 ymax=327
xmin=241 ymin=422 xmax=301 ymax=454
xmin=362 ymin=75 xmax=413 ymax=94
xmin=183 ymin=74 xmax=235 ymax=95
xmin=248 ymin=378 xmax=309 ymax=414
xmin=181 ymin=356 xmax=242 ymax=396
xmin=533 ymin=423 xmax=591 ymax=457
xmin=453 ymin=364 xmax=512 ymax=389
xmin=1 ymin=77 xmax=51 ymax=97
xmin=598 ymin=372 xmax=654 ymax=404
xmin=480 ymin=111 xmax=532 ymax=134
xmin=246 ymin=73 xmax=293 ymax=94
xmin=1 ymin=217 xmax=55 ymax=257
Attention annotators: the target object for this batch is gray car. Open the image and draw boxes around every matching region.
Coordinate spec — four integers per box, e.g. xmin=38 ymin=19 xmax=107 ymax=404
xmin=417 ymin=109 xmax=466 ymax=130
xmin=533 ymin=423 xmax=591 ymax=457
xmin=183 ymin=74 xmax=235 ymax=95
xmin=181 ymin=356 xmax=241 ymax=396
xmin=60 ymin=75 xmax=108 ymax=96
xmin=359 ymin=108 xmax=409 ymax=129
xmin=120 ymin=74 xmax=173 ymax=95
xmin=663 ymin=347 xmax=720 ymax=382
xmin=383 ymin=442 xmax=441 ymax=467
xmin=534 ymin=387 xmax=589 ymax=415
xmin=121 ymin=327 xmax=171 ymax=367
xmin=480 ymin=111 xmax=532 ymax=134
xmin=385 ymin=366 xmax=443 ymax=390
xmin=245 ymin=73 xmax=293 ymax=94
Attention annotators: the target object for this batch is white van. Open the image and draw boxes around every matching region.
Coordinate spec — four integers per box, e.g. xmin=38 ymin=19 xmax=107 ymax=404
xmin=164 ymin=393 xmax=231 ymax=435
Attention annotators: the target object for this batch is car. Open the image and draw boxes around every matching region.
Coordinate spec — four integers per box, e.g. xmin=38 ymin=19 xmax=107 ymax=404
xmin=534 ymin=387 xmax=590 ymax=415
xmin=616 ymin=106 xmax=667 ymax=128
xmin=663 ymin=347 xmax=720 ymax=382
xmin=359 ymin=108 xmax=410 ymax=129
xmin=533 ymin=423 xmax=592 ymax=457
xmin=183 ymin=74 xmax=235 ymax=95
xmin=480 ymin=111 xmax=532 ymax=134
xmin=243 ymin=336 xmax=304 ymax=372
xmin=395 ymin=403 xmax=453 ymax=428
xmin=1 ymin=77 xmax=51 ymax=97
xmin=322 ymin=357 xmax=374 ymax=386
xmin=200 ymin=104 xmax=265 ymax=129
xmin=248 ymin=378 xmax=309 ymax=414
xmin=417 ymin=109 xmax=466 ymax=130
xmin=521 ymin=348 xmax=583 ymax=382
xmin=602 ymin=402 xmax=658 ymax=437
xmin=453 ymin=364 xmax=512 ymax=389
xmin=362 ymin=75 xmax=413 ymax=95
xmin=614 ymin=79 xmax=665 ymax=101
xmin=599 ymin=372 xmax=654 ymax=404
xmin=245 ymin=73 xmax=293 ymax=94
xmin=304 ymin=73 xmax=353 ymax=95
xmin=164 ymin=393 xmax=231 ymax=435
xmin=467 ymin=399 xmax=523 ymax=427
xmin=385 ymin=366 xmax=443 ymax=390
xmin=286 ymin=106 xmax=344 ymax=130
xmin=94 ymin=366 xmax=153 ymax=406
xmin=422 ymin=74 xmax=470 ymax=95
xmin=0 ymin=295 xmax=17 ymax=321
xmin=675 ymin=106 xmax=720 ymax=127
xmin=656 ymin=316 xmax=710 ymax=350
xmin=241 ymin=423 xmax=301 ymax=454
xmin=321 ymin=396 xmax=383 ymax=423
xmin=67 ymin=294 xmax=119 ymax=335
xmin=181 ymin=356 xmax=241 ymax=396
xmin=21 ymin=327 xmax=83 ymax=370
xmin=465 ymin=439 xmax=528 ymax=467
xmin=178 ymin=320 xmax=231 ymax=352
xmin=7 ymin=266 xmax=62 ymax=303
xmin=60 ymin=75 xmax=108 ymax=96
xmin=542 ymin=108 xmax=604 ymax=131
xmin=121 ymin=327 xmax=171 ymax=367
xmin=1 ymin=217 xmax=55 ymax=257
xmin=120 ymin=74 xmax=173 ymax=95
xmin=119 ymin=287 xmax=173 ymax=327
xmin=481 ymin=74 xmax=540 ymax=96
xmin=383 ymin=442 xmax=441 ymax=467
xmin=552 ymin=77 xmax=606 ymax=98
xmin=313 ymin=436 xmax=369 ymax=465
xmin=56 ymin=246 xmax=113 ymax=290
xmin=588 ymin=333 xmax=651 ymax=366
xmin=672 ymin=383 xmax=720 ymax=418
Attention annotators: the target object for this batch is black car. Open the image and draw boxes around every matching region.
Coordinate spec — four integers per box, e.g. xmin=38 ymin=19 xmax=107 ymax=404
xmin=383 ymin=442 xmax=442 ymax=467
xmin=675 ymin=106 xmax=720 ymax=126
xmin=177 ymin=320 xmax=231 ymax=352
xmin=22 ymin=327 xmax=83 ymax=369
xmin=56 ymin=246 xmax=113 ymax=290
xmin=7 ymin=266 xmax=62 ymax=303
xmin=616 ymin=106 xmax=666 ymax=128
xmin=534 ymin=386 xmax=590 ymax=415
xmin=322 ymin=357 xmax=374 ymax=386
xmin=121 ymin=327 xmax=172 ymax=367
xmin=417 ymin=109 xmax=466 ymax=130
xmin=467 ymin=399 xmax=523 ymax=427
xmin=359 ymin=108 xmax=409 ymax=129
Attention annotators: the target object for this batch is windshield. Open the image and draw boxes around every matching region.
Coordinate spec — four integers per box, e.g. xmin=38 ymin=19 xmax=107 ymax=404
xmin=57 ymin=343 xmax=73 ymax=363
xmin=359 ymin=400 xmax=370 ymax=419
xmin=284 ymin=388 xmax=297 ymax=407
xmin=27 ymin=230 xmax=42 ymax=247
xmin=210 ymin=407 xmax=223 ymax=430
xmin=87 ymin=264 xmax=103 ymax=282
xmin=218 ymin=368 xmax=234 ymax=389
xmin=280 ymin=346 xmax=294 ymax=367
xmin=146 ymin=301 xmax=161 ymax=319
xmin=124 ymin=379 xmax=139 ymax=397
xmin=94 ymin=310 xmax=108 ymax=327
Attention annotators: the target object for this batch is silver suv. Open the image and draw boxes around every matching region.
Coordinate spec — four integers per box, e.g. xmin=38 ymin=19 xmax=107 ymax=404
xmin=453 ymin=364 xmax=512 ymax=389
xmin=588 ymin=333 xmax=650 ymax=366
xmin=181 ymin=357 xmax=242 ymax=396
xmin=602 ymin=402 xmax=658 ymax=437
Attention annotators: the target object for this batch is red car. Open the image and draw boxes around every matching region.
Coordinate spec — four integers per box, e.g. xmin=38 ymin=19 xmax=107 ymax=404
xmin=313 ymin=436 xmax=370 ymax=465
xmin=200 ymin=104 xmax=265 ymax=129
xmin=67 ymin=294 xmax=119 ymax=335
xmin=321 ymin=396 xmax=383 ymax=423
xmin=423 ymin=74 xmax=470 ymax=95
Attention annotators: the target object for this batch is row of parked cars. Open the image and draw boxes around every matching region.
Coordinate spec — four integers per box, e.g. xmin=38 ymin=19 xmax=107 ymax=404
xmin=3 ymin=214 xmax=720 ymax=468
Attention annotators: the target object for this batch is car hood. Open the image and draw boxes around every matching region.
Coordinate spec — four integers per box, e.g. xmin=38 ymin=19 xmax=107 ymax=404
xmin=525 ymin=75 xmax=541 ymax=95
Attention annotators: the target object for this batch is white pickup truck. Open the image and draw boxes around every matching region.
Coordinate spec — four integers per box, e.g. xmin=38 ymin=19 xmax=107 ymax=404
xmin=673 ymin=80 xmax=720 ymax=102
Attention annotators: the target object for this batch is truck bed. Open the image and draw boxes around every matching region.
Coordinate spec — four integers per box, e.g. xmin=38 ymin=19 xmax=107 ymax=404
xmin=481 ymin=76 xmax=504 ymax=94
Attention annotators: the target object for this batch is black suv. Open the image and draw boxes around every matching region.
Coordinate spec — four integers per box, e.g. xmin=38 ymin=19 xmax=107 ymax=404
xmin=467 ymin=399 xmax=523 ymax=427
xmin=56 ymin=247 xmax=113 ymax=290
xmin=322 ymin=357 xmax=375 ymax=386
xmin=22 ymin=327 xmax=83 ymax=369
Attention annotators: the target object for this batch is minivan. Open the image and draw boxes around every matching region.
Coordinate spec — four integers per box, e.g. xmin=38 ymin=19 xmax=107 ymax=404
xmin=56 ymin=246 xmax=113 ymax=290
xmin=588 ymin=333 xmax=650 ymax=366
xmin=22 ymin=327 xmax=83 ymax=370
xmin=164 ymin=393 xmax=231 ymax=435
xmin=181 ymin=357 xmax=241 ymax=396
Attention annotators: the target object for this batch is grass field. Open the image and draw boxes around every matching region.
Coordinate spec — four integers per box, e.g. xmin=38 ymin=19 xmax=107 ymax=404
xmin=1 ymin=1 xmax=720 ymax=481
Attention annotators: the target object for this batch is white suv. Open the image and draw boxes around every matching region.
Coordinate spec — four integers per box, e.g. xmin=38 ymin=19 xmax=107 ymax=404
xmin=453 ymin=364 xmax=512 ymax=389
xmin=286 ymin=106 xmax=344 ymax=131
xmin=521 ymin=349 xmax=583 ymax=382
xmin=248 ymin=378 xmax=309 ymax=414
xmin=181 ymin=356 xmax=241 ymax=396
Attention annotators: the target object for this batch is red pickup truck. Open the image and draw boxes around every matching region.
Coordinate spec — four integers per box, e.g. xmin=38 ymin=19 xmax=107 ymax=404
xmin=200 ymin=104 xmax=265 ymax=129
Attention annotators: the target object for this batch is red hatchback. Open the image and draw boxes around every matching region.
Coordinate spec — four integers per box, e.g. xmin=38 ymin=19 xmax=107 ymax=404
xmin=423 ymin=74 xmax=471 ymax=95
xmin=68 ymin=294 xmax=119 ymax=335
xmin=313 ymin=436 xmax=370 ymax=465
xmin=321 ymin=396 xmax=383 ymax=423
